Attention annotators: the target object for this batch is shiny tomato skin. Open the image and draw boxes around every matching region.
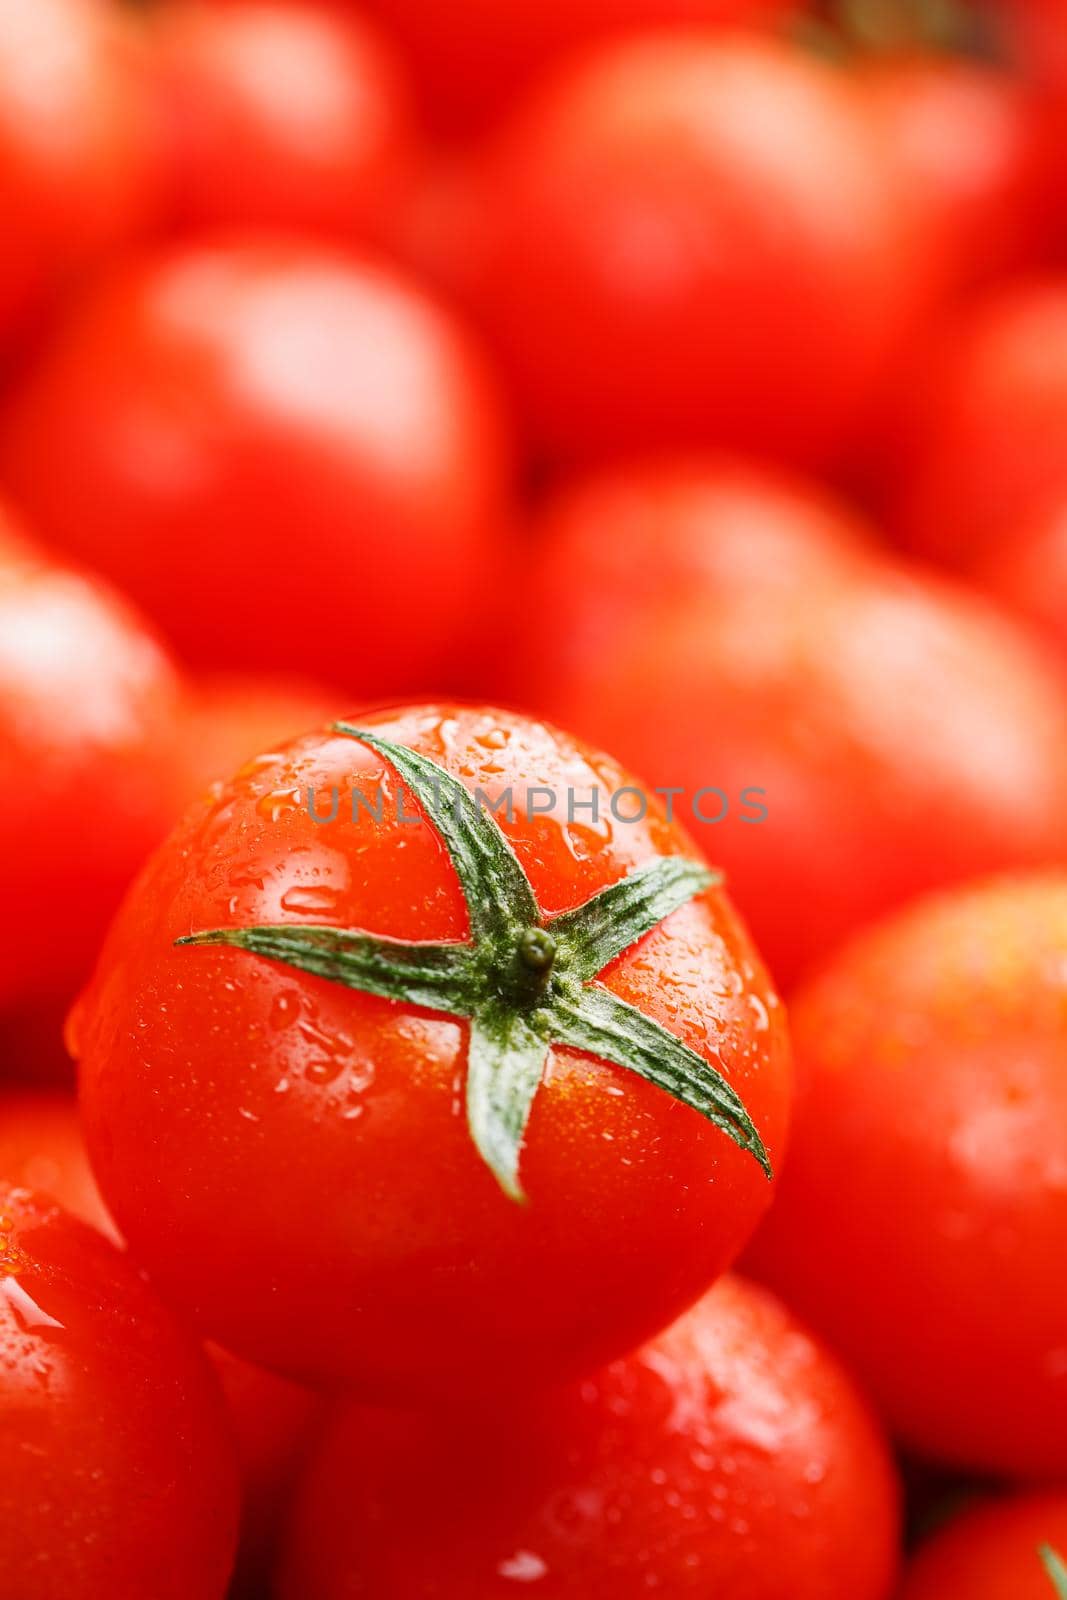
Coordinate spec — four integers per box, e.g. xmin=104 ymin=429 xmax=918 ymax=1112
xmin=0 ymin=512 xmax=182 ymax=1011
xmin=900 ymin=1492 xmax=1067 ymax=1600
xmin=513 ymin=459 xmax=1067 ymax=988
xmin=896 ymin=281 xmax=1067 ymax=566
xmin=0 ymin=1184 xmax=239 ymax=1599
xmin=0 ymin=0 xmax=156 ymax=348
xmin=0 ymin=239 xmax=513 ymax=695
xmin=357 ymin=0 xmax=797 ymax=131
xmin=152 ymin=0 xmax=416 ymax=240
xmin=750 ymin=875 xmax=1067 ymax=1476
xmin=172 ymin=671 xmax=339 ymax=807
xmin=444 ymin=34 xmax=919 ymax=469
xmin=279 ymin=1274 xmax=900 ymax=1599
xmin=72 ymin=703 xmax=791 ymax=1397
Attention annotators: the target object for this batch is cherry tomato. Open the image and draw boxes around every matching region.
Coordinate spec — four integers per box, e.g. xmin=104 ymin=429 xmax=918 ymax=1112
xmin=151 ymin=0 xmax=416 ymax=240
xmin=0 ymin=508 xmax=181 ymax=1012
xmin=172 ymin=672 xmax=338 ymax=806
xmin=513 ymin=459 xmax=1067 ymax=987
xmin=0 ymin=0 xmax=156 ymax=350
xmin=896 ymin=281 xmax=1067 ymax=567
xmin=279 ymin=1273 xmax=900 ymax=1599
xmin=357 ymin=0 xmax=797 ymax=130
xmin=900 ymin=1491 xmax=1067 ymax=1600
xmin=750 ymin=874 xmax=1067 ymax=1476
xmin=0 ymin=238 xmax=513 ymax=695
xmin=71 ymin=703 xmax=791 ymax=1396
xmin=438 ymin=34 xmax=920 ymax=468
xmin=0 ymin=1183 xmax=239 ymax=1598
xmin=0 ymin=1091 xmax=116 ymax=1236
xmin=973 ymin=498 xmax=1067 ymax=661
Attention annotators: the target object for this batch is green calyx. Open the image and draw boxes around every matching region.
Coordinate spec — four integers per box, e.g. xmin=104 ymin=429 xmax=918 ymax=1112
xmin=177 ymin=723 xmax=771 ymax=1201
xmin=1042 ymin=1546 xmax=1067 ymax=1598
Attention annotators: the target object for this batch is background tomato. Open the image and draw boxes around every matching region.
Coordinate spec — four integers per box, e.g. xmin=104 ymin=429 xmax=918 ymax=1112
xmin=0 ymin=238 xmax=513 ymax=694
xmin=900 ymin=1490 xmax=1067 ymax=1599
xmin=279 ymin=1274 xmax=900 ymax=1600
xmin=513 ymin=459 xmax=1067 ymax=987
xmin=171 ymin=671 xmax=338 ymax=806
xmin=973 ymin=497 xmax=1067 ymax=661
xmin=750 ymin=874 xmax=1067 ymax=1476
xmin=0 ymin=1183 xmax=239 ymax=1599
xmin=72 ymin=704 xmax=791 ymax=1396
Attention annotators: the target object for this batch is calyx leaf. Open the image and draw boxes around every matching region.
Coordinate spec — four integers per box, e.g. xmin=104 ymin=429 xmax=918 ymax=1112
xmin=178 ymin=725 xmax=771 ymax=1199
xmin=1042 ymin=1546 xmax=1067 ymax=1599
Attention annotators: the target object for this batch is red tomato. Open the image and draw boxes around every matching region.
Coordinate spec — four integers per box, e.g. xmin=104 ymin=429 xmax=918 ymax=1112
xmin=513 ymin=459 xmax=1067 ymax=987
xmin=0 ymin=1091 xmax=116 ymax=1236
xmin=151 ymin=0 xmax=416 ymax=239
xmin=173 ymin=672 xmax=339 ymax=806
xmin=896 ymin=281 xmax=1067 ymax=566
xmin=71 ymin=703 xmax=791 ymax=1396
xmin=974 ymin=497 xmax=1067 ymax=660
xmin=900 ymin=1491 xmax=1067 ymax=1600
xmin=0 ymin=0 xmax=155 ymax=349
xmin=750 ymin=875 xmax=1067 ymax=1476
xmin=0 ymin=509 xmax=182 ymax=1012
xmin=438 ymin=34 xmax=920 ymax=469
xmin=279 ymin=1274 xmax=900 ymax=1599
xmin=0 ymin=238 xmax=513 ymax=694
xmin=0 ymin=1184 xmax=239 ymax=1598
xmin=357 ymin=0 xmax=797 ymax=131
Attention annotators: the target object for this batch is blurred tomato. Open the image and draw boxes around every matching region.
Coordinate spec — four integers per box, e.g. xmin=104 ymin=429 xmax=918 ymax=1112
xmin=357 ymin=0 xmax=798 ymax=131
xmin=0 ymin=0 xmax=156 ymax=351
xmin=896 ymin=280 xmax=1067 ymax=566
xmin=0 ymin=239 xmax=513 ymax=694
xmin=973 ymin=497 xmax=1067 ymax=660
xmin=279 ymin=1274 xmax=899 ymax=1600
xmin=437 ymin=34 xmax=922 ymax=470
xmin=0 ymin=510 xmax=181 ymax=1012
xmin=151 ymin=0 xmax=416 ymax=240
xmin=0 ymin=1090 xmax=116 ymax=1235
xmin=751 ymin=875 xmax=1067 ymax=1476
xmin=900 ymin=1491 xmax=1067 ymax=1599
xmin=514 ymin=459 xmax=1067 ymax=986
xmin=172 ymin=672 xmax=338 ymax=806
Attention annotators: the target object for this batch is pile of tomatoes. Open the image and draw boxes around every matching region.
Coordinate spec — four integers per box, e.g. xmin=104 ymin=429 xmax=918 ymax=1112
xmin=5 ymin=0 xmax=1067 ymax=1596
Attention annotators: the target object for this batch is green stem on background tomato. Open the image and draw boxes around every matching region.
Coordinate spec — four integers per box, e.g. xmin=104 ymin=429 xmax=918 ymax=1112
xmin=1042 ymin=1546 xmax=1067 ymax=1598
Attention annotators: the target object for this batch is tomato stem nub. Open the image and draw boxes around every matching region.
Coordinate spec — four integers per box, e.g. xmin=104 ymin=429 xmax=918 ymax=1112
xmin=177 ymin=725 xmax=771 ymax=1200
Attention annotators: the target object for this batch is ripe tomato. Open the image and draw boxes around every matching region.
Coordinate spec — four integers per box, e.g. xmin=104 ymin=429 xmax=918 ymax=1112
xmin=0 ymin=1184 xmax=239 ymax=1598
xmin=0 ymin=1091 xmax=117 ymax=1237
xmin=0 ymin=509 xmax=182 ymax=1012
xmin=0 ymin=238 xmax=513 ymax=694
xmin=438 ymin=34 xmax=920 ymax=469
xmin=896 ymin=281 xmax=1067 ymax=566
xmin=151 ymin=0 xmax=416 ymax=239
xmin=973 ymin=498 xmax=1067 ymax=661
xmin=172 ymin=671 xmax=338 ymax=806
xmin=279 ymin=1274 xmax=900 ymax=1599
xmin=750 ymin=874 xmax=1067 ymax=1476
xmin=0 ymin=0 xmax=155 ymax=350
xmin=72 ymin=704 xmax=791 ymax=1396
xmin=513 ymin=459 xmax=1067 ymax=987
xmin=900 ymin=1491 xmax=1067 ymax=1600
xmin=357 ymin=0 xmax=797 ymax=130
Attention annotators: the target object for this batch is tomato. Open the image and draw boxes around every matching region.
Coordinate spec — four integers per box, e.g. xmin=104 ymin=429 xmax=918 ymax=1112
xmin=750 ymin=874 xmax=1067 ymax=1476
xmin=0 ymin=508 xmax=181 ymax=1013
xmin=71 ymin=703 xmax=791 ymax=1396
xmin=0 ymin=0 xmax=155 ymax=351
xmin=173 ymin=671 xmax=338 ymax=806
xmin=435 ymin=34 xmax=920 ymax=469
xmin=900 ymin=1491 xmax=1067 ymax=1599
xmin=357 ymin=0 xmax=797 ymax=130
xmin=278 ymin=1273 xmax=899 ymax=1599
xmin=512 ymin=459 xmax=1067 ymax=988
xmin=896 ymin=281 xmax=1067 ymax=567
xmin=0 ymin=1091 xmax=117 ymax=1236
xmin=0 ymin=238 xmax=513 ymax=694
xmin=0 ymin=1183 xmax=238 ymax=1598
xmin=151 ymin=0 xmax=416 ymax=240
xmin=974 ymin=498 xmax=1067 ymax=661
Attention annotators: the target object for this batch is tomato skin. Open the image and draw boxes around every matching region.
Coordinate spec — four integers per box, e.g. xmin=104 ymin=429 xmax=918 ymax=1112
xmin=0 ymin=239 xmax=513 ymax=694
xmin=750 ymin=875 xmax=1067 ymax=1477
xmin=357 ymin=0 xmax=797 ymax=131
xmin=973 ymin=499 xmax=1067 ymax=661
xmin=0 ymin=1184 xmax=239 ymax=1599
xmin=0 ymin=0 xmax=156 ymax=349
xmin=513 ymin=459 xmax=1067 ymax=988
xmin=900 ymin=1492 xmax=1067 ymax=1600
xmin=441 ymin=34 xmax=920 ymax=469
xmin=151 ymin=1 xmax=416 ymax=240
xmin=172 ymin=671 xmax=339 ymax=806
xmin=279 ymin=1274 xmax=899 ymax=1599
xmin=896 ymin=282 xmax=1067 ymax=567
xmin=72 ymin=703 xmax=790 ymax=1397
xmin=0 ymin=511 xmax=182 ymax=1012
